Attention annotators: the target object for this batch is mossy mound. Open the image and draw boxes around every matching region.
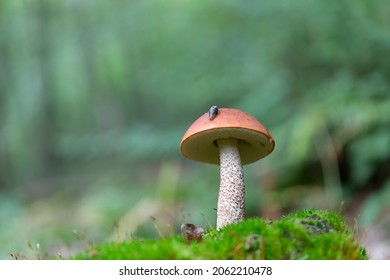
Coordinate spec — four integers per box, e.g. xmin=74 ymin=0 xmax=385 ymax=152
xmin=72 ymin=209 xmax=367 ymax=260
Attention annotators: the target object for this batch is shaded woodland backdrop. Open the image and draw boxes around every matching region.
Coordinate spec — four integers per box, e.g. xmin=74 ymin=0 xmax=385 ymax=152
xmin=0 ymin=0 xmax=389 ymax=259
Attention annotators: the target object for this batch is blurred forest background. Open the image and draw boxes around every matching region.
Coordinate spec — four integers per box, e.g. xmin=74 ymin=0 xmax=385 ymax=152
xmin=1 ymin=0 xmax=389 ymax=259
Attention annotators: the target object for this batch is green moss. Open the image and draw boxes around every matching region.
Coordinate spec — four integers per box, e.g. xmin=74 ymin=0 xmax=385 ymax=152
xmin=72 ymin=209 xmax=367 ymax=260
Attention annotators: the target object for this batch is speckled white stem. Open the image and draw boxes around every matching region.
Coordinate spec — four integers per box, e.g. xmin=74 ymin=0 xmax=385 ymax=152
xmin=216 ymin=138 xmax=245 ymax=230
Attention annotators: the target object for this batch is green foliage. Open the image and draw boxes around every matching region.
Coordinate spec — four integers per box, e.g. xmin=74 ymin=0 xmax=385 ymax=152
xmin=360 ymin=180 xmax=390 ymax=226
xmin=72 ymin=209 xmax=367 ymax=260
xmin=1 ymin=0 xmax=389 ymax=184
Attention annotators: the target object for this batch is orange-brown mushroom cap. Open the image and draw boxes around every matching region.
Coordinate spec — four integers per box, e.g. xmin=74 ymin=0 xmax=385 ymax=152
xmin=180 ymin=108 xmax=275 ymax=165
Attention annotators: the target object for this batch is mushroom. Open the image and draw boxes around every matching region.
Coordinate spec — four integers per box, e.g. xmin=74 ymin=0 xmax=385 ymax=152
xmin=180 ymin=106 xmax=275 ymax=229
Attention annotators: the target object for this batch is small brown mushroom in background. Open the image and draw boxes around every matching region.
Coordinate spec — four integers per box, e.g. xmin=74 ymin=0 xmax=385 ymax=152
xmin=180 ymin=107 xmax=275 ymax=230
xmin=180 ymin=224 xmax=205 ymax=244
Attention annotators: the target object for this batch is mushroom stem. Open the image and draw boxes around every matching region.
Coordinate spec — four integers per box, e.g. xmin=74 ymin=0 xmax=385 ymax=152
xmin=216 ymin=138 xmax=245 ymax=229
